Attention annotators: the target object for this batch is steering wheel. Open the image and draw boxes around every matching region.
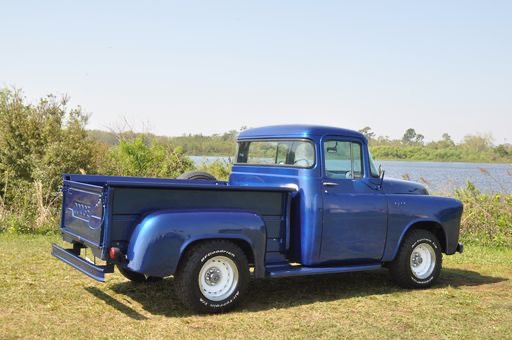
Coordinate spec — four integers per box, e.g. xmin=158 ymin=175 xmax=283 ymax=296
xmin=294 ymin=159 xmax=311 ymax=167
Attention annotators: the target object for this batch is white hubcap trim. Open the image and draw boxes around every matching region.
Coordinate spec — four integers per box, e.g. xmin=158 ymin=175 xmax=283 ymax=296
xmin=410 ymin=243 xmax=436 ymax=279
xmin=198 ymin=256 xmax=239 ymax=301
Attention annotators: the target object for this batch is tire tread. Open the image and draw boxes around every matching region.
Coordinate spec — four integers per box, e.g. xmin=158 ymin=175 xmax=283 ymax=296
xmin=177 ymin=171 xmax=216 ymax=180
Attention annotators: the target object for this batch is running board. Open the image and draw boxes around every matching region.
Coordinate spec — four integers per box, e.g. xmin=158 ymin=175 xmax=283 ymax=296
xmin=266 ymin=263 xmax=382 ymax=278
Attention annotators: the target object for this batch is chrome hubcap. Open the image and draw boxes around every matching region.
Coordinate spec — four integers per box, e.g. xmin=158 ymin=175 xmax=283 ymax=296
xmin=410 ymin=243 xmax=436 ymax=279
xmin=205 ymin=267 xmax=222 ymax=286
xmin=198 ymin=256 xmax=239 ymax=301
xmin=411 ymin=252 xmax=423 ymax=266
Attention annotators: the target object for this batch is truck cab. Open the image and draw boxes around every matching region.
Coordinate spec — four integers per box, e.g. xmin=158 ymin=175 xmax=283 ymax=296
xmin=52 ymin=124 xmax=464 ymax=314
xmin=231 ymin=125 xmax=461 ymax=265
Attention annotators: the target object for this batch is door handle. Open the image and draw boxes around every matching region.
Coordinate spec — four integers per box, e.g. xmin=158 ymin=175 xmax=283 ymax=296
xmin=323 ymin=182 xmax=339 ymax=187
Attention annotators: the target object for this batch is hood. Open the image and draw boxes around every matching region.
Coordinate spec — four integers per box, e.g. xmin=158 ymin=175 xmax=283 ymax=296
xmin=381 ymin=177 xmax=429 ymax=195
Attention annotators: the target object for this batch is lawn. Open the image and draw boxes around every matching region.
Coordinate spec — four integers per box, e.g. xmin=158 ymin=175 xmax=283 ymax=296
xmin=1 ymin=234 xmax=511 ymax=339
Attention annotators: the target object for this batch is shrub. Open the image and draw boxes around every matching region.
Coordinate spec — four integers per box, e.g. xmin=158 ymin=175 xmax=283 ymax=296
xmin=456 ymin=182 xmax=512 ymax=248
xmin=197 ymin=159 xmax=232 ymax=181
xmin=99 ymin=135 xmax=194 ymax=178
xmin=0 ymin=88 xmax=96 ymax=233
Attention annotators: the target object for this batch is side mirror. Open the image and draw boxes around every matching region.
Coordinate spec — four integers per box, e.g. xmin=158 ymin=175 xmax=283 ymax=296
xmin=378 ymin=169 xmax=386 ymax=190
xmin=378 ymin=164 xmax=383 ymax=177
xmin=326 ymin=141 xmax=338 ymax=153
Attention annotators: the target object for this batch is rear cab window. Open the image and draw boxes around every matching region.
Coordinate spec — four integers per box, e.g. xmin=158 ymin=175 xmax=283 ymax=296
xmin=236 ymin=140 xmax=315 ymax=168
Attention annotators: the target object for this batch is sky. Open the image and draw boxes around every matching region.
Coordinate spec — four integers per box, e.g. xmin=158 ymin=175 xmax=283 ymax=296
xmin=1 ymin=1 xmax=511 ymax=144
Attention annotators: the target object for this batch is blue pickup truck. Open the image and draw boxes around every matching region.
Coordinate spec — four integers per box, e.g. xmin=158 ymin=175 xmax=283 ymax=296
xmin=52 ymin=125 xmax=464 ymax=313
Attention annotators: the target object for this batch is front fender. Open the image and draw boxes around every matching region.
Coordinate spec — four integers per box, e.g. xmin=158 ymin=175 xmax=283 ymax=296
xmin=382 ymin=195 xmax=463 ymax=261
xmin=126 ymin=210 xmax=266 ymax=277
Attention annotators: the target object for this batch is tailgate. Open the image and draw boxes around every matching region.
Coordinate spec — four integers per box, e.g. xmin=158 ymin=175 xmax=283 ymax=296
xmin=61 ymin=180 xmax=105 ymax=250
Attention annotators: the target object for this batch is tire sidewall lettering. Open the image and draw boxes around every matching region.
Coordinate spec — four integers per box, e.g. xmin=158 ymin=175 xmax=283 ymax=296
xmin=408 ymin=236 xmax=440 ymax=284
xmin=196 ymin=247 xmax=241 ymax=309
xmin=176 ymin=241 xmax=248 ymax=313
xmin=411 ymin=238 xmax=437 ymax=250
xmin=201 ymin=249 xmax=235 ymax=263
xmin=411 ymin=275 xmax=434 ymax=284
xmin=390 ymin=230 xmax=442 ymax=289
xmin=200 ymin=290 xmax=240 ymax=308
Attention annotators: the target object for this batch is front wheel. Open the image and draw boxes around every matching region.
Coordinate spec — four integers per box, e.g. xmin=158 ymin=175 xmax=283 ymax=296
xmin=389 ymin=229 xmax=442 ymax=288
xmin=174 ymin=240 xmax=249 ymax=314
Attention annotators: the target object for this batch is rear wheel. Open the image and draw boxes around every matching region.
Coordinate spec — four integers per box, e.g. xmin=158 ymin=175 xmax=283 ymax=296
xmin=117 ymin=266 xmax=163 ymax=283
xmin=389 ymin=229 xmax=442 ymax=288
xmin=174 ymin=240 xmax=249 ymax=314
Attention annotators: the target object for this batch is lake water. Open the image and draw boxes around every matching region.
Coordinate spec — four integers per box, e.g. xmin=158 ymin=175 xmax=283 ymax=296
xmin=190 ymin=156 xmax=512 ymax=194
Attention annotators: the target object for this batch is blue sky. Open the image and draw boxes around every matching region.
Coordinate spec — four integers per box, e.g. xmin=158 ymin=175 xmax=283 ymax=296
xmin=1 ymin=1 xmax=511 ymax=143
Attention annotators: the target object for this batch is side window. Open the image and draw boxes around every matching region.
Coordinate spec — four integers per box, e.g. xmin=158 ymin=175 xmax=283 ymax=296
xmin=351 ymin=143 xmax=363 ymax=178
xmin=324 ymin=140 xmax=363 ymax=179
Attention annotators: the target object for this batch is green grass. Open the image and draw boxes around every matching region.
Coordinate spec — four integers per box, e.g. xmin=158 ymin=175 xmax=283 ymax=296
xmin=1 ymin=235 xmax=511 ymax=339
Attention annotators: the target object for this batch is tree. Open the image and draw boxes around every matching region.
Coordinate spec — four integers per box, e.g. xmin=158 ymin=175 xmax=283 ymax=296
xmin=100 ymin=135 xmax=194 ymax=178
xmin=0 ymin=87 xmax=99 ymax=232
xmin=415 ymin=134 xmax=425 ymax=146
xmin=463 ymin=134 xmax=493 ymax=153
xmin=495 ymin=145 xmax=509 ymax=157
xmin=402 ymin=128 xmax=417 ymax=144
xmin=442 ymin=133 xmax=454 ymax=145
xmin=0 ymin=88 xmax=97 ymax=200
xmin=400 ymin=128 xmax=425 ymax=146
xmin=359 ymin=126 xmax=376 ymax=141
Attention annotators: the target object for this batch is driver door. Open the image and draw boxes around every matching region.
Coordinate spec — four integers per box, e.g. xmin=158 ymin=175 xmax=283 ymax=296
xmin=320 ymin=138 xmax=388 ymax=263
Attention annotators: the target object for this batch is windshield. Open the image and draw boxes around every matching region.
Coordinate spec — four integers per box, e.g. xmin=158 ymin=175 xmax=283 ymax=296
xmin=368 ymin=150 xmax=380 ymax=178
xmin=236 ymin=140 xmax=315 ymax=168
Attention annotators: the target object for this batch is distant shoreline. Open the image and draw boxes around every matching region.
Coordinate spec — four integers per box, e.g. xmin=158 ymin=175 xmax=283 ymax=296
xmin=189 ymin=155 xmax=512 ymax=166
xmin=190 ymin=156 xmax=512 ymax=194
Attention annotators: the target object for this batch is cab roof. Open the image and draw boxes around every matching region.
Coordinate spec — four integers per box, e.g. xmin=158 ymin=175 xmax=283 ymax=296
xmin=238 ymin=124 xmax=365 ymax=140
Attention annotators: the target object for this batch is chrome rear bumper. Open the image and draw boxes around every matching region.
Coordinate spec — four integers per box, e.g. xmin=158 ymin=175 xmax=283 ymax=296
xmin=51 ymin=243 xmax=113 ymax=282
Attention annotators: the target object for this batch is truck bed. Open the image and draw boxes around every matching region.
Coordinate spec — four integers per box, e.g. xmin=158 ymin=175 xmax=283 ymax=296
xmin=59 ymin=174 xmax=293 ymax=270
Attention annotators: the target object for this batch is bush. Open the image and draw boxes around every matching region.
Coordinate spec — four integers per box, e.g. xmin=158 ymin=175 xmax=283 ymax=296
xmin=456 ymin=182 xmax=512 ymax=248
xmin=0 ymin=88 xmax=96 ymax=233
xmin=99 ymin=135 xmax=194 ymax=178
xmin=197 ymin=159 xmax=232 ymax=181
xmin=0 ymin=180 xmax=59 ymax=234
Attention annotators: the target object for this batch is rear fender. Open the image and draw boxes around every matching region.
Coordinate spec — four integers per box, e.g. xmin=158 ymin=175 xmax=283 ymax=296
xmin=126 ymin=210 xmax=266 ymax=278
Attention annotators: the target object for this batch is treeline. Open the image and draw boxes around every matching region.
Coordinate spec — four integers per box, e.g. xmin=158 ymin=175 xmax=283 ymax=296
xmin=89 ymin=126 xmax=512 ymax=163
xmin=89 ymin=129 xmax=239 ymax=156
xmin=360 ymin=127 xmax=512 ymax=163
xmin=0 ymin=88 xmax=511 ymax=248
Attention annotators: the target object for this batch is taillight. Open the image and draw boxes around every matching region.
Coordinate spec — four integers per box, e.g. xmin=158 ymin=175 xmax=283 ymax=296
xmin=109 ymin=247 xmax=121 ymax=260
